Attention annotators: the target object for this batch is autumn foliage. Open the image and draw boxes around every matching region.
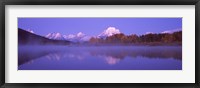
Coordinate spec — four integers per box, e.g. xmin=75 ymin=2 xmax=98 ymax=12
xmin=89 ymin=31 xmax=182 ymax=45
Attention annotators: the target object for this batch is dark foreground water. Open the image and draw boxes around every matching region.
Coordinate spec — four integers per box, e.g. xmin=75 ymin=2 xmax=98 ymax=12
xmin=18 ymin=46 xmax=182 ymax=70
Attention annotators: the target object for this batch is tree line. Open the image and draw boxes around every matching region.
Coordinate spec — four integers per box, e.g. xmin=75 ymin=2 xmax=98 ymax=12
xmin=89 ymin=31 xmax=182 ymax=45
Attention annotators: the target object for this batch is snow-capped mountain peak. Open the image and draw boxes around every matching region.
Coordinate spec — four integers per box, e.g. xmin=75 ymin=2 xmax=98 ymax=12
xmin=55 ymin=33 xmax=62 ymax=37
xmin=64 ymin=34 xmax=76 ymax=39
xmin=45 ymin=27 xmax=121 ymax=42
xmin=77 ymin=32 xmax=85 ymax=37
xmin=45 ymin=32 xmax=90 ymax=42
xmin=46 ymin=33 xmax=65 ymax=40
xmin=98 ymin=27 xmax=121 ymax=38
xmin=64 ymin=32 xmax=90 ymax=42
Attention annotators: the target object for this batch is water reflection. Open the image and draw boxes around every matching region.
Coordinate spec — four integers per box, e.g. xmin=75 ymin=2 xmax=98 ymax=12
xmin=18 ymin=46 xmax=182 ymax=70
xmin=104 ymin=56 xmax=121 ymax=65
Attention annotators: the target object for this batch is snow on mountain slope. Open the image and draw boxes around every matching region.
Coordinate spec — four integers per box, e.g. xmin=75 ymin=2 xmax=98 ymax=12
xmin=64 ymin=32 xmax=90 ymax=42
xmin=98 ymin=27 xmax=121 ymax=38
xmin=46 ymin=32 xmax=90 ymax=42
xmin=25 ymin=29 xmax=34 ymax=33
xmin=161 ymin=28 xmax=182 ymax=34
xmin=45 ymin=33 xmax=66 ymax=40
xmin=77 ymin=32 xmax=85 ymax=37
xmin=45 ymin=27 xmax=121 ymax=42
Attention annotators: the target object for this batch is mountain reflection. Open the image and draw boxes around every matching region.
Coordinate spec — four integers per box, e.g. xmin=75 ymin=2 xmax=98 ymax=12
xmin=18 ymin=46 xmax=182 ymax=66
xmin=104 ymin=56 xmax=121 ymax=65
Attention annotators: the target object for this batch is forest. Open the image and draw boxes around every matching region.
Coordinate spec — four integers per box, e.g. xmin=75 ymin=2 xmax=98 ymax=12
xmin=89 ymin=31 xmax=182 ymax=46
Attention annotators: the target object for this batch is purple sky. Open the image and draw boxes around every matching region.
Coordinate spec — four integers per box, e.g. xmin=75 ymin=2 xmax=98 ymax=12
xmin=18 ymin=18 xmax=182 ymax=36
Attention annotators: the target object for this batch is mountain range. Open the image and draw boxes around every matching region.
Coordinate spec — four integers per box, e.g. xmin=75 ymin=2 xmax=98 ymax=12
xmin=18 ymin=28 xmax=70 ymax=45
xmin=44 ymin=27 xmax=121 ymax=42
xmin=45 ymin=32 xmax=91 ymax=42
xmin=21 ymin=27 xmax=182 ymax=43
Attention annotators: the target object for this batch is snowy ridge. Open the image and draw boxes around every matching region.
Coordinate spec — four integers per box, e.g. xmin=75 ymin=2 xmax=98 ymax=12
xmin=45 ymin=27 xmax=122 ymax=42
xmin=45 ymin=33 xmax=65 ymax=40
xmin=98 ymin=27 xmax=121 ymax=38
xmin=64 ymin=32 xmax=91 ymax=42
xmin=161 ymin=28 xmax=182 ymax=34
xmin=46 ymin=32 xmax=91 ymax=42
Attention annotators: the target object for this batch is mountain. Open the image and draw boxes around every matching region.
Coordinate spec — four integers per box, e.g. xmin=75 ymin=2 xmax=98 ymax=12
xmin=161 ymin=28 xmax=182 ymax=34
xmin=144 ymin=29 xmax=182 ymax=35
xmin=45 ymin=27 xmax=121 ymax=41
xmin=64 ymin=32 xmax=85 ymax=40
xmin=64 ymin=32 xmax=91 ymax=42
xmin=18 ymin=28 xmax=70 ymax=45
xmin=26 ymin=29 xmax=34 ymax=33
xmin=98 ymin=27 xmax=121 ymax=39
xmin=46 ymin=32 xmax=91 ymax=42
xmin=45 ymin=33 xmax=66 ymax=40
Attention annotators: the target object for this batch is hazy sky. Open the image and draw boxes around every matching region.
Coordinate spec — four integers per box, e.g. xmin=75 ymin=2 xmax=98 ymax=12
xmin=18 ymin=18 xmax=182 ymax=36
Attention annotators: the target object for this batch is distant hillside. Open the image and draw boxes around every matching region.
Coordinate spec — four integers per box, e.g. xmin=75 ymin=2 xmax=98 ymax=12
xmin=18 ymin=28 xmax=70 ymax=45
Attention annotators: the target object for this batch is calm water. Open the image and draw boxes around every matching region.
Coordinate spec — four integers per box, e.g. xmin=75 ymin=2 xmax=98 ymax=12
xmin=18 ymin=46 xmax=182 ymax=70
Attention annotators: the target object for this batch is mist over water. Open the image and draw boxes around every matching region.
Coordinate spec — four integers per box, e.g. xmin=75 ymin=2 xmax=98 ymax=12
xmin=18 ymin=45 xmax=182 ymax=70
